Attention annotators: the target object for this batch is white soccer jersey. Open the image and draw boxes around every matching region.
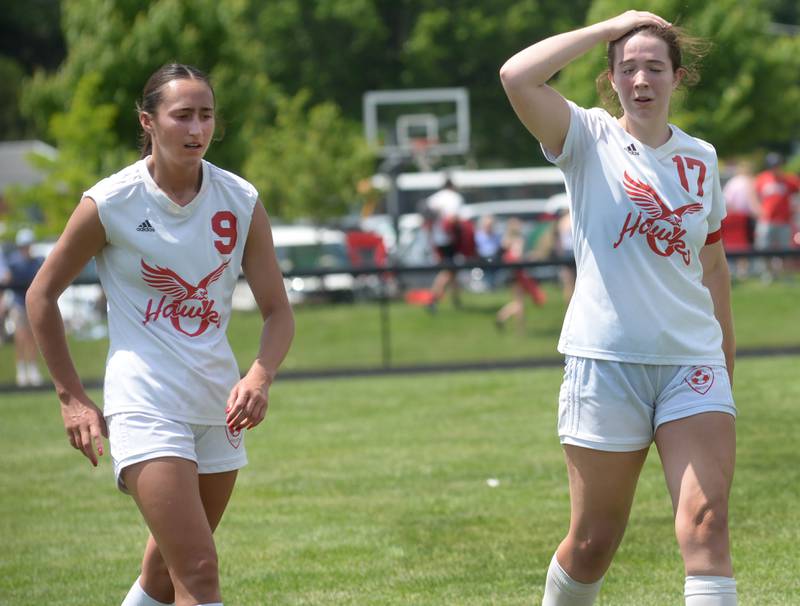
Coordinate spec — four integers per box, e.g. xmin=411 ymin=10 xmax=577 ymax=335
xmin=86 ymin=158 xmax=257 ymax=424
xmin=543 ymin=101 xmax=726 ymax=365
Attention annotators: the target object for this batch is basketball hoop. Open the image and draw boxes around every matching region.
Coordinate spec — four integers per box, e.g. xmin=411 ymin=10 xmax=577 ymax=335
xmin=363 ymin=88 xmax=470 ymax=160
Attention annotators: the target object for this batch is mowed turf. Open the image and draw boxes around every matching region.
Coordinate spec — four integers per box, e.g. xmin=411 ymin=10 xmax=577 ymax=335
xmin=1 ymin=357 xmax=798 ymax=605
xmin=1 ymin=277 xmax=799 ymax=382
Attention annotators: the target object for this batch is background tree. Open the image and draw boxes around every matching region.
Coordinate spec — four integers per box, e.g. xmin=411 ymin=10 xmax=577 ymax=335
xmin=244 ymin=90 xmax=375 ymax=223
xmin=17 ymin=0 xmax=376 ymax=229
xmin=0 ymin=57 xmax=30 ymax=140
xmin=247 ymin=0 xmax=592 ymax=166
xmin=8 ymin=0 xmax=800 ymax=234
xmin=764 ymin=0 xmax=800 ymax=26
xmin=0 ymin=0 xmax=64 ymax=140
xmin=7 ymin=73 xmax=133 ymax=234
xmin=21 ymin=0 xmax=272 ymax=173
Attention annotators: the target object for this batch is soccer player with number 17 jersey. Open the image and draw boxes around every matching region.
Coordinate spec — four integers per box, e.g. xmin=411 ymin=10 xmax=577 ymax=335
xmin=501 ymin=10 xmax=737 ymax=606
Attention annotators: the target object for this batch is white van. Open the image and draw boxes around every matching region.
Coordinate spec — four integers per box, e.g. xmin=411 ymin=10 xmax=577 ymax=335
xmin=371 ymin=166 xmax=566 ymax=215
xmin=27 ymin=241 xmax=107 ymax=339
xmin=232 ymin=225 xmax=355 ymax=309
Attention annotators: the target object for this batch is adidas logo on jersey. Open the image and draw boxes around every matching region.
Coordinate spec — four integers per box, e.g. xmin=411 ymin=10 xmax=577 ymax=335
xmin=625 ymin=143 xmax=639 ymax=156
xmin=136 ymin=219 xmax=155 ymax=232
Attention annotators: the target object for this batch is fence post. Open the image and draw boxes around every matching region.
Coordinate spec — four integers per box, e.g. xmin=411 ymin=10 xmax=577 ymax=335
xmin=379 ymin=280 xmax=392 ymax=369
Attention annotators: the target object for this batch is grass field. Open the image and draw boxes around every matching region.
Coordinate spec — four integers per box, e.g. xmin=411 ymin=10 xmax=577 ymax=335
xmin=1 ymin=278 xmax=798 ymax=384
xmin=1 ymin=356 xmax=798 ymax=605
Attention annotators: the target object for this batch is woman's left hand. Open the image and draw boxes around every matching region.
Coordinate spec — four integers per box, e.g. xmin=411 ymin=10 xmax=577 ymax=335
xmin=225 ymin=364 xmax=272 ymax=431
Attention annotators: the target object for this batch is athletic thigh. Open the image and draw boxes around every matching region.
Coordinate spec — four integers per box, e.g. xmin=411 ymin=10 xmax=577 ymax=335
xmin=199 ymin=470 xmax=239 ymax=530
xmin=124 ymin=457 xmax=217 ymax=568
xmin=564 ymin=445 xmax=649 ymax=532
xmin=139 ymin=470 xmax=238 ymax=600
xmin=655 ymin=412 xmax=736 ymax=514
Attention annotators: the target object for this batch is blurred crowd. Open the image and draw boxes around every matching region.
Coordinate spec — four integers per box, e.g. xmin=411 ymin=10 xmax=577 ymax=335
xmin=721 ymin=152 xmax=800 ymax=280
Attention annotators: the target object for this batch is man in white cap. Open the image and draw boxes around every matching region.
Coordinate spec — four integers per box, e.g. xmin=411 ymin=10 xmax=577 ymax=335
xmin=8 ymin=228 xmax=44 ymax=386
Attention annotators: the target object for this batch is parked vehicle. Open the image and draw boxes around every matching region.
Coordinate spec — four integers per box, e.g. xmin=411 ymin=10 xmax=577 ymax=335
xmin=28 ymin=241 xmax=107 ymax=339
xmin=233 ymin=225 xmax=356 ymax=309
xmin=371 ymin=165 xmax=566 ymax=215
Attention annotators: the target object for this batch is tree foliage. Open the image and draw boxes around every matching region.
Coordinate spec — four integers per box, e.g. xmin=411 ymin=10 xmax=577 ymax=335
xmin=0 ymin=0 xmax=65 ymax=71
xmin=18 ymin=0 xmax=378 ymax=227
xmin=8 ymin=0 xmax=800 ymax=232
xmin=22 ymin=0 xmax=273 ymax=172
xmin=248 ymin=0 xmax=592 ymax=166
xmin=8 ymin=72 xmax=134 ymax=233
xmin=0 ymin=57 xmax=30 ymax=140
xmin=244 ymin=91 xmax=375 ymax=222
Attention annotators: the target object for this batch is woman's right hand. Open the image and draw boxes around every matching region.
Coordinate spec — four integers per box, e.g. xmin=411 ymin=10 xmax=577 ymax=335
xmin=599 ymin=10 xmax=671 ymax=42
xmin=59 ymin=392 xmax=108 ymax=467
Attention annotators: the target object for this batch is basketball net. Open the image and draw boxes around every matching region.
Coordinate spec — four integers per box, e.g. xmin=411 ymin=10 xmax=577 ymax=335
xmin=410 ymin=137 xmax=439 ymax=172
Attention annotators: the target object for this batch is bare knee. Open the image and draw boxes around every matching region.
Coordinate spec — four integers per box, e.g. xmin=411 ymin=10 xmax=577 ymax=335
xmin=676 ymin=497 xmax=729 ymax=548
xmin=675 ymin=495 xmax=732 ymax=576
xmin=141 ymin=560 xmax=172 ymax=601
xmin=562 ymin=529 xmax=623 ymax=580
xmin=143 ymin=549 xmax=170 ymax=579
xmin=171 ymin=551 xmax=220 ymax=598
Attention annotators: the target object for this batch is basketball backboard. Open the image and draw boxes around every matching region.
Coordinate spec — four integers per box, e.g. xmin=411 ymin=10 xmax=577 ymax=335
xmin=363 ymin=88 xmax=470 ymax=162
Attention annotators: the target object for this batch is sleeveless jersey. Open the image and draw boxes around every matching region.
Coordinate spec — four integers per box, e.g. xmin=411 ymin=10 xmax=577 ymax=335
xmin=86 ymin=158 xmax=257 ymax=424
xmin=542 ymin=101 xmax=726 ymax=365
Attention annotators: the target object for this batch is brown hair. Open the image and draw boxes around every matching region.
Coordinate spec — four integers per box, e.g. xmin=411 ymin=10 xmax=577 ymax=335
xmin=136 ymin=63 xmax=214 ymax=158
xmin=595 ymin=25 xmax=710 ymax=114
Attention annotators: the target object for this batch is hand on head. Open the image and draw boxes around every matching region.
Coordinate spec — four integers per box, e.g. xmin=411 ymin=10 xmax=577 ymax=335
xmin=601 ymin=10 xmax=671 ymax=42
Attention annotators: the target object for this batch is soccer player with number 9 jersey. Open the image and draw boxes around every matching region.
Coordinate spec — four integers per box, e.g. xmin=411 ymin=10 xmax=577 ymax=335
xmin=27 ymin=64 xmax=294 ymax=606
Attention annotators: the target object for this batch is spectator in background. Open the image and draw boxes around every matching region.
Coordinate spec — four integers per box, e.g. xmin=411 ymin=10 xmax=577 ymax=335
xmin=7 ymin=228 xmax=44 ymax=386
xmin=0 ymin=245 xmax=10 ymax=345
xmin=721 ymin=159 xmax=759 ymax=278
xmin=494 ymin=218 xmax=546 ymax=331
xmin=555 ymin=208 xmax=576 ymax=303
xmin=474 ymin=214 xmax=503 ymax=289
xmin=0 ymin=246 xmax=9 ymax=283
xmin=426 ymin=176 xmax=465 ymax=310
xmin=547 ymin=194 xmax=576 ymax=304
xmin=754 ymin=152 xmax=800 ymax=278
xmin=495 ymin=218 xmax=527 ymax=331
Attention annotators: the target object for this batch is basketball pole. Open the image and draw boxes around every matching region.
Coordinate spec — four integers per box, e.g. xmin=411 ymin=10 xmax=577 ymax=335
xmin=377 ymin=153 xmax=404 ymax=369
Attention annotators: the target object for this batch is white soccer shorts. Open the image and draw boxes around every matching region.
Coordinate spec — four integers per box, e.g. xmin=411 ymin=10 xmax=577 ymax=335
xmin=106 ymin=411 xmax=248 ymax=493
xmin=557 ymin=356 xmax=736 ymax=452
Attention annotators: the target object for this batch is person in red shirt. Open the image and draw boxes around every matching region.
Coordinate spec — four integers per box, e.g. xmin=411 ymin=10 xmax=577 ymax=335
xmin=754 ymin=152 xmax=800 ymax=278
xmin=754 ymin=152 xmax=799 ymax=249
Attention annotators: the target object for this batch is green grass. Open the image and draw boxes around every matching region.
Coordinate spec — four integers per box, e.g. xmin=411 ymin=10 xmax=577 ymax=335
xmin=2 ymin=277 xmax=799 ymax=384
xmin=1 ymin=356 xmax=798 ymax=604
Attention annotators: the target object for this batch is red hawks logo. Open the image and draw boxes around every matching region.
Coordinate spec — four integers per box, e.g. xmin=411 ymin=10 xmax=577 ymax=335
xmin=225 ymin=425 xmax=242 ymax=449
xmin=684 ymin=366 xmax=715 ymax=395
xmin=141 ymin=258 xmax=230 ymax=337
xmin=613 ymin=172 xmax=704 ymax=265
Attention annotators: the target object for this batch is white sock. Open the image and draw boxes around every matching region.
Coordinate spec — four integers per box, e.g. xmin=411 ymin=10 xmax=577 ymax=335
xmin=16 ymin=361 xmax=28 ymax=386
xmin=542 ymin=553 xmax=604 ymax=605
xmin=26 ymin=362 xmax=43 ymax=385
xmin=120 ymin=577 xmax=173 ymax=606
xmin=685 ymin=575 xmax=737 ymax=605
